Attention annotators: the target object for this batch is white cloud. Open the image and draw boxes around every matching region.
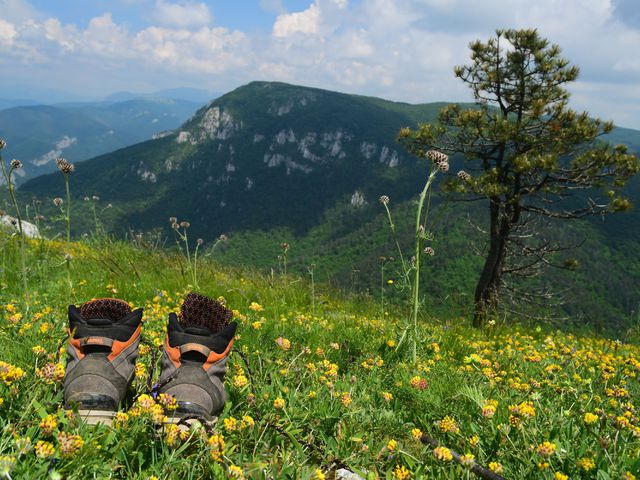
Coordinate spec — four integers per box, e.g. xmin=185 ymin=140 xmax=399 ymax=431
xmin=152 ymin=0 xmax=212 ymax=28
xmin=0 ymin=19 xmax=17 ymax=47
xmin=272 ymin=0 xmax=348 ymax=37
xmin=0 ymin=0 xmax=42 ymax=23
xmin=273 ymin=2 xmax=322 ymax=37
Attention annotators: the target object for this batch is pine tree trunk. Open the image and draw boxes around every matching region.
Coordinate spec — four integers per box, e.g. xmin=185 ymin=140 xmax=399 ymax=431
xmin=473 ymin=199 xmax=509 ymax=327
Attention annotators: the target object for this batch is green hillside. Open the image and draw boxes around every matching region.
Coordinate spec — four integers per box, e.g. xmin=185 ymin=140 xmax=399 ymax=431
xmin=11 ymin=81 xmax=640 ymax=332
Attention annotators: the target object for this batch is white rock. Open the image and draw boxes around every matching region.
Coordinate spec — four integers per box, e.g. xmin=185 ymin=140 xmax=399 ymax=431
xmin=176 ymin=131 xmax=191 ymax=143
xmin=360 ymin=141 xmax=377 ymax=159
xmin=0 ymin=215 xmax=40 ymax=238
xmin=351 ymin=191 xmax=366 ymax=207
xmin=335 ymin=469 xmax=365 ymax=480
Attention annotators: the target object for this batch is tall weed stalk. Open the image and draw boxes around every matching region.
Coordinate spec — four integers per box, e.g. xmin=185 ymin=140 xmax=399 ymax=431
xmin=380 ymin=150 xmax=449 ymax=361
xmin=0 ymin=141 xmax=28 ymax=294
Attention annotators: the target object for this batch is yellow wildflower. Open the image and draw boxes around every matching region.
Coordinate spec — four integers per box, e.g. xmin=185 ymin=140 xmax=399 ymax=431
xmin=228 ymin=464 xmax=244 ymax=479
xmin=584 ymin=412 xmax=598 ymax=425
xmin=241 ymin=415 xmax=255 ymax=429
xmin=393 ymin=465 xmax=411 ymax=479
xmin=157 ymin=393 xmax=178 ymax=411
xmin=34 ymin=440 xmax=55 ymax=458
xmin=39 ymin=415 xmax=58 ymax=436
xmin=249 ymin=302 xmax=263 ymax=312
xmin=536 ymin=441 xmax=557 ymax=457
xmin=577 ymin=457 xmax=595 ymax=471
xmin=275 ymin=337 xmax=291 ymax=350
xmin=164 ymin=424 xmax=180 ymax=447
xmin=208 ymin=434 xmax=225 ymax=462
xmin=0 ymin=361 xmax=26 ymax=385
xmin=438 ymin=416 xmax=460 ymax=434
xmin=460 ymin=453 xmax=475 ymax=467
xmin=224 ymin=417 xmax=238 ymax=432
xmin=313 ymin=469 xmax=326 ymax=480
xmin=56 ymin=432 xmax=84 ymax=457
xmin=0 ymin=455 xmax=16 ymax=476
xmin=433 ymin=446 xmax=452 ymax=461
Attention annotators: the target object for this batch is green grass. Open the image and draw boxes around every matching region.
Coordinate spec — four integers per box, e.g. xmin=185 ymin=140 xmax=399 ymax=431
xmin=1 ymin=234 xmax=639 ymax=479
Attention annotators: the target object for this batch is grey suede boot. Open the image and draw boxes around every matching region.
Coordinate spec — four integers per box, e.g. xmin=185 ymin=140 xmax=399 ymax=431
xmin=158 ymin=293 xmax=237 ymax=424
xmin=64 ymin=298 xmax=143 ymax=425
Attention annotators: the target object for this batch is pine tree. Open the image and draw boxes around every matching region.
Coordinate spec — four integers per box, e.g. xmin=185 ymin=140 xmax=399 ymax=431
xmin=400 ymin=29 xmax=640 ymax=326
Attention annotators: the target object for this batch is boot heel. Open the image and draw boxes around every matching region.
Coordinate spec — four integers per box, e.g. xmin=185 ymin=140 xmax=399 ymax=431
xmin=77 ymin=409 xmax=116 ymax=426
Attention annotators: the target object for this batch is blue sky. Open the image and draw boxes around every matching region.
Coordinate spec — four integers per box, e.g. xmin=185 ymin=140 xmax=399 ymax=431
xmin=1 ymin=0 xmax=640 ymax=129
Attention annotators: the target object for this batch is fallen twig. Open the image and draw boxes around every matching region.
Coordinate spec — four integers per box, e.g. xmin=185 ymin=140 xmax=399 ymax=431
xmin=420 ymin=434 xmax=507 ymax=480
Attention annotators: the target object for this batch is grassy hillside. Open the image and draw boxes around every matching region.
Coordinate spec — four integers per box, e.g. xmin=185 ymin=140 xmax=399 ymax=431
xmin=0 ymin=234 xmax=639 ymax=478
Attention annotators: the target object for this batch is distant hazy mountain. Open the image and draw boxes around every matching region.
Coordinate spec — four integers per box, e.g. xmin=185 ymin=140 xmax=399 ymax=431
xmin=103 ymin=88 xmax=219 ymax=104
xmin=0 ymin=98 xmax=40 ymax=110
xmin=0 ymin=97 xmax=201 ymax=183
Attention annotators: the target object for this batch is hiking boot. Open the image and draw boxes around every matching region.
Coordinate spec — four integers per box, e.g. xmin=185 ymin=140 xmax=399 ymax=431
xmin=158 ymin=293 xmax=237 ymax=424
xmin=64 ymin=298 xmax=143 ymax=425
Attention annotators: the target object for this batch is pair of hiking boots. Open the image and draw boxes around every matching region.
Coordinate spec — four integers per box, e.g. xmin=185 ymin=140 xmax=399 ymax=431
xmin=64 ymin=292 xmax=237 ymax=425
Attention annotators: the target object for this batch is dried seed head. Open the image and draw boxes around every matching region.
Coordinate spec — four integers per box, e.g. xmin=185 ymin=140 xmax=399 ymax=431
xmin=92 ymin=195 xmax=100 ymax=201
xmin=424 ymin=246 xmax=435 ymax=256
xmin=10 ymin=159 xmax=22 ymax=170
xmin=457 ymin=170 xmax=472 ymax=182
xmin=169 ymin=217 xmax=177 ymax=224
xmin=197 ymin=238 xmax=204 ymax=246
xmin=179 ymin=221 xmax=190 ymax=229
xmin=219 ymin=234 xmax=228 ymax=241
xmin=281 ymin=242 xmax=289 ymax=250
xmin=64 ymin=253 xmax=72 ymax=261
xmin=379 ymin=195 xmax=390 ymax=205
xmin=83 ymin=196 xmax=90 ymax=201
xmin=106 ymin=203 xmax=112 ymax=208
xmin=0 ymin=139 xmax=6 ymax=149
xmin=436 ymin=160 xmax=449 ymax=173
xmin=55 ymin=157 xmax=74 ymax=174
xmin=426 ymin=150 xmax=449 ymax=164
xmin=53 ymin=197 xmax=64 ymax=207
xmin=171 ymin=222 xmax=179 ymax=230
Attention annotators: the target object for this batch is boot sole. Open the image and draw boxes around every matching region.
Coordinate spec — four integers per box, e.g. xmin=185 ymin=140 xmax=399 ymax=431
xmin=77 ymin=409 xmax=116 ymax=426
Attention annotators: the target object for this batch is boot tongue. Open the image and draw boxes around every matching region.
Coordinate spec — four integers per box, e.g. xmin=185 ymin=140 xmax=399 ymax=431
xmin=179 ymin=293 xmax=232 ymax=335
xmin=80 ymin=298 xmax=132 ymax=324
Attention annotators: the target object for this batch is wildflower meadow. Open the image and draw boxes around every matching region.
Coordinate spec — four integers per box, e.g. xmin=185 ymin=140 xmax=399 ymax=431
xmin=0 ymin=231 xmax=639 ymax=479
